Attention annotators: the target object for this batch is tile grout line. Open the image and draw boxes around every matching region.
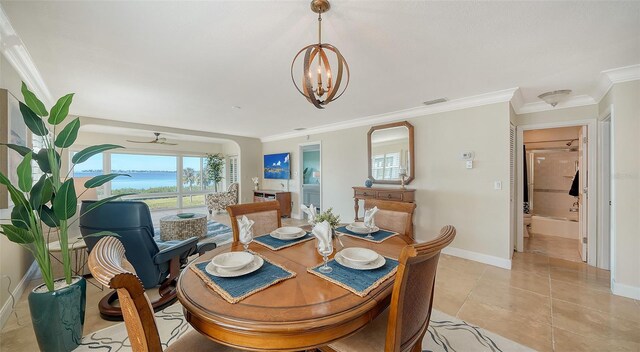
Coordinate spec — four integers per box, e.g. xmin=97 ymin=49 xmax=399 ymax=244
xmin=454 ymin=266 xmax=487 ymax=318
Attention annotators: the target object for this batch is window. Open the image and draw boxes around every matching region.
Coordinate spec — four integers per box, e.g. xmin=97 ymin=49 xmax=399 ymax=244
xmin=69 ymin=151 xmax=229 ymax=210
xmin=228 ymin=155 xmax=239 ymax=185
xmin=371 ymin=152 xmax=400 ymax=180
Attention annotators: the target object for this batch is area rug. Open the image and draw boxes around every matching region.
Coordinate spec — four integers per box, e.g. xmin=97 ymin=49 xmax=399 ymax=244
xmin=78 ymin=304 xmax=535 ymax=352
xmin=154 ymin=220 xmax=233 ymax=250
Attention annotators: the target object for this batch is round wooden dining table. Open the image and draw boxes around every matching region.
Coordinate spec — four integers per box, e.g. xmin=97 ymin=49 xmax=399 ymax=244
xmin=177 ymin=230 xmax=410 ymax=351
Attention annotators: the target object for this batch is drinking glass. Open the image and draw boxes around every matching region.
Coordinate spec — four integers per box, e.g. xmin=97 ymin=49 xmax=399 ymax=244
xmin=240 ymin=228 xmax=253 ymax=252
xmin=317 ymin=239 xmax=334 ymax=273
xmin=364 ymin=211 xmax=374 ymax=240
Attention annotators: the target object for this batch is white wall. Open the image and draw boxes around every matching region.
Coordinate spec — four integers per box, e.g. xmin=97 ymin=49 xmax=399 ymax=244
xmin=263 ymin=102 xmax=513 ymax=267
xmin=0 ymin=55 xmax=35 ymax=319
xmin=600 ymin=80 xmax=640 ymax=299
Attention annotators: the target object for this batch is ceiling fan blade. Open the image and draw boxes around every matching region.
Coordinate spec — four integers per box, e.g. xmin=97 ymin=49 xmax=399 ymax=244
xmin=160 ymin=142 xmax=179 ymax=146
xmin=126 ymin=139 xmax=155 ymax=143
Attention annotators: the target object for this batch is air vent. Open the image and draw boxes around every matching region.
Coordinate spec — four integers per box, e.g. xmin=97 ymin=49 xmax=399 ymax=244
xmin=423 ymin=98 xmax=448 ymax=106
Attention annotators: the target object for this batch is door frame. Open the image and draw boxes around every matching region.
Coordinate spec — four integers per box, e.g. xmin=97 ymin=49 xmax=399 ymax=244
xmin=598 ymin=106 xmax=613 ymax=270
xmin=516 ymin=119 xmax=598 ymax=267
xmin=298 ymin=141 xmax=322 ymax=219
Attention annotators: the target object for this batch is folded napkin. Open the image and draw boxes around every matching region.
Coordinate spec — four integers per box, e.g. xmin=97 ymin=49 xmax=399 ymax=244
xmin=300 ymin=203 xmax=317 ymax=224
xmin=312 ymin=220 xmax=332 ymax=252
xmin=238 ymin=215 xmax=255 ymax=243
xmin=364 ymin=206 xmax=379 ymax=228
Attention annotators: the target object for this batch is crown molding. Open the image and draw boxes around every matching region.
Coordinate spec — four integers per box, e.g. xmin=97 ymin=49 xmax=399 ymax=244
xmin=514 ymin=94 xmax=597 ymax=115
xmin=0 ymin=5 xmax=52 ymax=105
xmin=261 ymin=88 xmax=517 ymax=142
xmin=592 ymin=64 xmax=640 ymax=102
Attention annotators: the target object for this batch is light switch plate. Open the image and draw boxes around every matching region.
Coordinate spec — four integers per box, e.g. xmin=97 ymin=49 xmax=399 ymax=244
xmin=494 ymin=181 xmax=502 ymax=190
xmin=466 ymin=160 xmax=473 ymax=169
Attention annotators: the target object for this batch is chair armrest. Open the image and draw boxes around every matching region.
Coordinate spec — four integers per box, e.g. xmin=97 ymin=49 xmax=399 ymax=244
xmin=153 ymin=237 xmax=198 ymax=265
xmin=197 ymin=242 xmax=217 ymax=256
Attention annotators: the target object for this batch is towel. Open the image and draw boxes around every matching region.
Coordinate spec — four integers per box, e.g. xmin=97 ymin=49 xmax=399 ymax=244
xmin=364 ymin=206 xmax=379 ymax=228
xmin=238 ymin=215 xmax=255 ymax=243
xmin=300 ymin=204 xmax=317 ymax=224
xmin=312 ymin=220 xmax=332 ymax=253
xmin=569 ymin=170 xmax=580 ymax=197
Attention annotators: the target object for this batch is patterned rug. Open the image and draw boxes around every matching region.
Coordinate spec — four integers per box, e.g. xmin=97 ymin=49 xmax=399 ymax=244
xmin=154 ymin=220 xmax=233 ymax=250
xmin=78 ymin=304 xmax=535 ymax=352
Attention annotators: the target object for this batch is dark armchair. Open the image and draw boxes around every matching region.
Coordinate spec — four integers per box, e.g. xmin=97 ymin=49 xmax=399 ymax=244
xmin=79 ymin=200 xmax=215 ymax=320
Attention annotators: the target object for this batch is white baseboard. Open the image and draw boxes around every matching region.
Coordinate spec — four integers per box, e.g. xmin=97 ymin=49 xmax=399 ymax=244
xmin=1 ymin=260 xmax=39 ymax=329
xmin=441 ymin=246 xmax=512 ymax=270
xmin=611 ymin=279 xmax=640 ymax=300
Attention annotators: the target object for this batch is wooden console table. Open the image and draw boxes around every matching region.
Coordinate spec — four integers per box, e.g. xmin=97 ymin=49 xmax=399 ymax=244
xmin=253 ymin=190 xmax=292 ymax=218
xmin=352 ymin=187 xmax=416 ymax=220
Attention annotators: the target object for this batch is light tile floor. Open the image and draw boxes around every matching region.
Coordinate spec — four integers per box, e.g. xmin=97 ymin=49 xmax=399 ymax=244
xmin=524 ymin=232 xmax=583 ymax=263
xmin=1 ymin=215 xmax=638 ymax=351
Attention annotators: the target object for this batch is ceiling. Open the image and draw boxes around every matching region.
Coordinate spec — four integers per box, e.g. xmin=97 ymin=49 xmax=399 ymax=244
xmin=2 ymin=1 xmax=639 ymax=139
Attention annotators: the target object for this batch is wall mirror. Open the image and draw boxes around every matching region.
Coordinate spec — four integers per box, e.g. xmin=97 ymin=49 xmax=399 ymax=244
xmin=367 ymin=121 xmax=414 ymax=185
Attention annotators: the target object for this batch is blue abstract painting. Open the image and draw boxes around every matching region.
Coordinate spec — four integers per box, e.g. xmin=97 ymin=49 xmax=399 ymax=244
xmin=264 ymin=152 xmax=291 ymax=179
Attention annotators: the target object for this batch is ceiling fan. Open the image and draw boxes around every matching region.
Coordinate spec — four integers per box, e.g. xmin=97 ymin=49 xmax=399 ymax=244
xmin=126 ymin=132 xmax=178 ymax=146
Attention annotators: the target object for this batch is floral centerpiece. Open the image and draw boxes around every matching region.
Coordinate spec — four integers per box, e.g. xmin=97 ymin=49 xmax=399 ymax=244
xmin=0 ymin=82 xmax=129 ymax=351
xmin=314 ymin=207 xmax=340 ymax=228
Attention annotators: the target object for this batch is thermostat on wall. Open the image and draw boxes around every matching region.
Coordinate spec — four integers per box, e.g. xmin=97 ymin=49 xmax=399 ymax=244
xmin=461 ymin=152 xmax=474 ymax=160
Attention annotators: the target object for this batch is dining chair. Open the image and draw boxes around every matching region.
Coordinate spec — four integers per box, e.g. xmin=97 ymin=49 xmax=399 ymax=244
xmin=88 ymin=236 xmax=242 ymax=352
xmin=322 ymin=225 xmax=456 ymax=352
xmin=363 ymin=199 xmax=417 ymax=243
xmin=227 ymin=201 xmax=282 ymax=242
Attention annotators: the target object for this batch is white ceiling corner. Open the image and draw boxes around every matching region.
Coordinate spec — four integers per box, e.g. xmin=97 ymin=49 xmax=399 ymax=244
xmin=0 ymin=4 xmax=52 ymax=105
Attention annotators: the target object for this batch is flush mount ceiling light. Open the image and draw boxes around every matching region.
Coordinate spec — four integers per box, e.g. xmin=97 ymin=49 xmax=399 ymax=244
xmin=538 ymin=89 xmax=572 ymax=107
xmin=291 ymin=0 xmax=350 ymax=109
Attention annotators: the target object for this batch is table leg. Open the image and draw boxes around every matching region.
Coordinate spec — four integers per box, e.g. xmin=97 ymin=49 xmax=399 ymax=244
xmin=353 ymin=198 xmax=359 ymax=221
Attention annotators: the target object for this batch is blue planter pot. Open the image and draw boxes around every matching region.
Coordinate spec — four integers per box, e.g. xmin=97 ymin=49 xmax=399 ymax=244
xmin=28 ymin=277 xmax=86 ymax=352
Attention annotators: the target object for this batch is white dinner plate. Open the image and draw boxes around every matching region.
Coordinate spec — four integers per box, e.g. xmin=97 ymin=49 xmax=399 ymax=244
xmin=335 ymin=251 xmax=386 ymax=270
xmin=346 ymin=224 xmax=380 ymax=235
xmin=205 ymin=255 xmax=264 ymax=277
xmin=270 ymin=227 xmax=306 ymax=240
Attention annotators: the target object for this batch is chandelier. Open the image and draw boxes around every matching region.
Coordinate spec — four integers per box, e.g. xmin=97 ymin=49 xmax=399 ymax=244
xmin=291 ymin=0 xmax=350 ymax=109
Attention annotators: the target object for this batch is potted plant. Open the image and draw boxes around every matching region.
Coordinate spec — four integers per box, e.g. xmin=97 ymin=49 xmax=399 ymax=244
xmin=205 ymin=153 xmax=225 ymax=192
xmin=0 ymin=83 xmax=129 ymax=351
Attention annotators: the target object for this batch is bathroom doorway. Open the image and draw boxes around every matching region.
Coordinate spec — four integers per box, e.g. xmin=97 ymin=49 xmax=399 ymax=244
xmin=516 ymin=120 xmax=598 ymax=266
xmin=299 ymin=142 xmax=321 ymax=220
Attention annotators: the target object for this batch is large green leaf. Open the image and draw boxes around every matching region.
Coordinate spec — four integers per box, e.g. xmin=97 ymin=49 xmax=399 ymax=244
xmin=35 ymin=148 xmax=61 ymax=174
xmin=81 ymin=193 xmax=134 ymax=216
xmin=39 ymin=205 xmax=60 ymax=228
xmin=48 ymin=93 xmax=74 ymax=125
xmin=54 ymin=117 xmax=80 ymax=148
xmin=30 ymin=175 xmax=53 ymax=208
xmin=52 ymin=179 xmax=76 ymax=220
xmin=21 ymin=82 xmax=48 ymax=117
xmin=0 ymin=224 xmax=35 ymax=244
xmin=1 ymin=143 xmax=32 ymax=157
xmin=20 ymin=102 xmax=48 ymax=136
xmin=84 ymin=173 xmax=130 ymax=189
xmin=72 ymin=144 xmax=123 ymax=164
xmin=16 ymin=152 xmax=33 ymax=192
xmin=0 ymin=171 xmax=29 ymax=208
xmin=11 ymin=205 xmax=32 ymax=230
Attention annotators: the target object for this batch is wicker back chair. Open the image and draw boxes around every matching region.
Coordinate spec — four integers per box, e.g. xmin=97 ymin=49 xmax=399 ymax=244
xmin=87 ymin=236 xmax=239 ymax=352
xmin=326 ymin=225 xmax=456 ymax=352
xmin=363 ymin=199 xmax=417 ymax=243
xmin=227 ymin=201 xmax=282 ymax=243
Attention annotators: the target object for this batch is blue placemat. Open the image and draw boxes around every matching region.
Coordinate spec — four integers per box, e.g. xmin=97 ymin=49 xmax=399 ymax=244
xmin=307 ymin=257 xmax=399 ymax=297
xmin=254 ymin=232 xmax=314 ymax=250
xmin=190 ymin=253 xmax=296 ymax=303
xmin=335 ymin=226 xmax=399 ymax=243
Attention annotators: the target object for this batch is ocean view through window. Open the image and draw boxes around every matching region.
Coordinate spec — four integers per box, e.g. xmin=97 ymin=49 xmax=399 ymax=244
xmin=71 ymin=151 xmax=214 ymax=210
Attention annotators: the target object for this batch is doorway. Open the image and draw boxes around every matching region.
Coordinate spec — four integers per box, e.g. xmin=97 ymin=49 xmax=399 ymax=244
xmin=516 ymin=120 xmax=598 ymax=266
xmin=299 ymin=142 xmax=321 ymax=220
